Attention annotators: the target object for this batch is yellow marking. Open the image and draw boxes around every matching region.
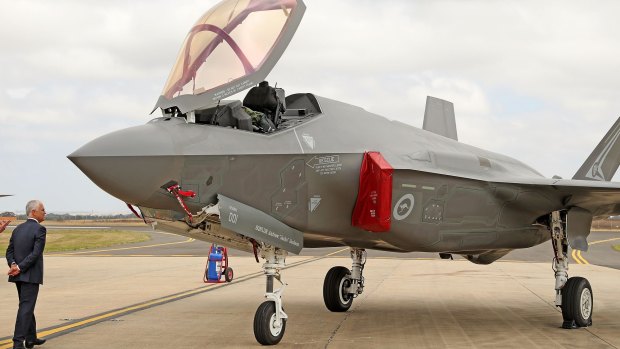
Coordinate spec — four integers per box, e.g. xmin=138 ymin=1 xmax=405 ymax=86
xmin=571 ymin=249 xmax=588 ymax=265
xmin=50 ymin=254 xmax=202 ymax=257
xmin=324 ymin=248 xmax=349 ymax=257
xmin=576 ymin=250 xmax=589 ymax=264
xmin=568 ymin=237 xmax=620 ymax=266
xmin=0 ymin=283 xmax=228 ymax=348
xmin=0 ymin=247 xmax=349 ymax=348
xmin=589 ymin=237 xmax=620 ymax=245
xmin=50 ymin=248 xmax=350 ymax=259
xmin=53 ymin=237 xmax=195 ymax=255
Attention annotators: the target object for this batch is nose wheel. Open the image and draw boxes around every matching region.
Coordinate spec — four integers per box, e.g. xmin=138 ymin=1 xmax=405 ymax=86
xmin=254 ymin=301 xmax=286 ymax=345
xmin=253 ymin=245 xmax=288 ymax=345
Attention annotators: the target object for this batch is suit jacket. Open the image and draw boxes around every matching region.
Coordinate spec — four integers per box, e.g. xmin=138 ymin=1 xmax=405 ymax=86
xmin=6 ymin=219 xmax=46 ymax=284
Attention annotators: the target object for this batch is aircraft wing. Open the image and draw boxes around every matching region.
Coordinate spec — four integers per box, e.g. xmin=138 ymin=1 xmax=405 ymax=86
xmin=490 ymin=177 xmax=620 ymax=217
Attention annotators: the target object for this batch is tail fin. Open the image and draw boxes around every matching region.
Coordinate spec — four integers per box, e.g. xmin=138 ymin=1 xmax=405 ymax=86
xmin=423 ymin=96 xmax=458 ymax=141
xmin=573 ymin=117 xmax=620 ymax=181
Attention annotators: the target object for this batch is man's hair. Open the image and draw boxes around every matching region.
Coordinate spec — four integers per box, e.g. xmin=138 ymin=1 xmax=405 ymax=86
xmin=26 ymin=200 xmax=42 ymax=216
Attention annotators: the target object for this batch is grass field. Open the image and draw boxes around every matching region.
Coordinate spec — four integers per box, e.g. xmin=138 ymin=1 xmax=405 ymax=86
xmin=10 ymin=219 xmax=145 ymax=227
xmin=0 ymin=229 xmax=150 ymax=252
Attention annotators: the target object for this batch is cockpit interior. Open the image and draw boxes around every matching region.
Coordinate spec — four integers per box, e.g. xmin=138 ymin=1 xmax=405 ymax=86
xmin=164 ymin=81 xmax=322 ymax=134
xmin=154 ymin=0 xmax=315 ymax=134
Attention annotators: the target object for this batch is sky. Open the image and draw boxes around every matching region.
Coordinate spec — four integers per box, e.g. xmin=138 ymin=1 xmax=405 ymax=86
xmin=1 ymin=0 xmax=619 ymax=214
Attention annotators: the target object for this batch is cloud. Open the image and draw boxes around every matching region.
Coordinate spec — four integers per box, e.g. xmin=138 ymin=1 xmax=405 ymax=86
xmin=5 ymin=88 xmax=34 ymax=99
xmin=1 ymin=0 xmax=620 ymax=212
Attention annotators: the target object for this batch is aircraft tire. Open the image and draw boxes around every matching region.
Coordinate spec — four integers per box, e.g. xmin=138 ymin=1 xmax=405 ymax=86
xmin=561 ymin=277 xmax=593 ymax=327
xmin=253 ymin=301 xmax=286 ymax=345
xmin=224 ymin=267 xmax=234 ymax=282
xmin=323 ymin=266 xmax=353 ymax=312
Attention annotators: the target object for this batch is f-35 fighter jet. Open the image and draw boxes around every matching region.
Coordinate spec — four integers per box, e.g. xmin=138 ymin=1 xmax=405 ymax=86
xmin=69 ymin=0 xmax=620 ymax=345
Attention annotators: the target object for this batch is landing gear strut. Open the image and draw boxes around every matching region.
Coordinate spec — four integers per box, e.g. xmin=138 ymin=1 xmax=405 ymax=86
xmin=253 ymin=245 xmax=288 ymax=345
xmin=323 ymin=248 xmax=366 ymax=312
xmin=549 ymin=211 xmax=593 ymax=329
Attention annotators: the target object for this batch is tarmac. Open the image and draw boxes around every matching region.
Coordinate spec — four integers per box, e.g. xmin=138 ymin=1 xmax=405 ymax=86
xmin=1 ymin=249 xmax=620 ymax=348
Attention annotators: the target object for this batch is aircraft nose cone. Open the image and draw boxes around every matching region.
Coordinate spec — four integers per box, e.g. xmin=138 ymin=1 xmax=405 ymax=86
xmin=68 ymin=121 xmax=184 ymax=206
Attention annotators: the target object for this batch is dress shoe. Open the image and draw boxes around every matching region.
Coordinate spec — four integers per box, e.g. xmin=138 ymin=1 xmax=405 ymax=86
xmin=25 ymin=338 xmax=46 ymax=349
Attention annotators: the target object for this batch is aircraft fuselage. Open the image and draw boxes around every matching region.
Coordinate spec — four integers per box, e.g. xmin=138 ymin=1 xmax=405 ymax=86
xmin=70 ymin=95 xmax=556 ymax=254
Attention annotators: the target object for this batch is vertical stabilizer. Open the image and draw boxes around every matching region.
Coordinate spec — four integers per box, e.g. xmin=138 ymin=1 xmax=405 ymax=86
xmin=423 ymin=96 xmax=458 ymax=141
xmin=573 ymin=117 xmax=620 ymax=181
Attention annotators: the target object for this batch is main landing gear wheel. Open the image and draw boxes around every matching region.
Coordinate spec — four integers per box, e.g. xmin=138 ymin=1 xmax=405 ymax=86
xmin=561 ymin=277 xmax=593 ymax=328
xmin=323 ymin=266 xmax=353 ymax=312
xmin=254 ymin=301 xmax=286 ymax=345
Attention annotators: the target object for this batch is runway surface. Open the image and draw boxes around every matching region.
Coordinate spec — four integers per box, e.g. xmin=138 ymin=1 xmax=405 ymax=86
xmin=0 ymin=227 xmax=619 ymax=348
xmin=47 ymin=227 xmax=620 ymax=270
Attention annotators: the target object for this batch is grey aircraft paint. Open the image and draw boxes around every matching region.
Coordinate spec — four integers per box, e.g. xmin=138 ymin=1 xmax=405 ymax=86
xmin=219 ymin=194 xmax=303 ymax=254
xmin=69 ymin=93 xmax=620 ymax=259
xmin=68 ymin=0 xmax=614 ymax=343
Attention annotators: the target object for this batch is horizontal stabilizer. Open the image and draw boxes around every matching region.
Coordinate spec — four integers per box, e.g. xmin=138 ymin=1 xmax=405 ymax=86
xmin=423 ymin=96 xmax=458 ymax=141
xmin=573 ymin=117 xmax=620 ymax=181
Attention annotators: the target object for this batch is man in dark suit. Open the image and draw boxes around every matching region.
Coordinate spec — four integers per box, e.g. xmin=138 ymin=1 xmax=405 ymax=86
xmin=6 ymin=200 xmax=47 ymax=349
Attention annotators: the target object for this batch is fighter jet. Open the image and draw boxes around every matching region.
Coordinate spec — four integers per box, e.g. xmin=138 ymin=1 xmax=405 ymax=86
xmin=69 ymin=0 xmax=620 ymax=345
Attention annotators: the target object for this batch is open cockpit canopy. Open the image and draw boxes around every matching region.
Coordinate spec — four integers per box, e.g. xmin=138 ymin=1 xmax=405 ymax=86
xmin=154 ymin=0 xmax=306 ymax=114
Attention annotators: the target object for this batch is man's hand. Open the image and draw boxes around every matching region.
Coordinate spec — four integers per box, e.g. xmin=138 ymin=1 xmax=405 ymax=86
xmin=7 ymin=263 xmax=20 ymax=277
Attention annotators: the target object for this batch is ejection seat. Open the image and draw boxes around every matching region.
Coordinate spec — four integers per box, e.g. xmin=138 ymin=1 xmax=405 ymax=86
xmin=243 ymin=81 xmax=286 ymax=127
xmin=210 ymin=100 xmax=252 ymax=131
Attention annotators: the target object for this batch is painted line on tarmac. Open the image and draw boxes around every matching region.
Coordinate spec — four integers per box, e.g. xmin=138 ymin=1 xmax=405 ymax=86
xmin=0 ymin=247 xmax=349 ymax=348
xmin=571 ymin=237 xmax=620 ymax=265
xmin=52 ymin=254 xmax=208 ymax=257
xmin=51 ymin=237 xmax=195 ymax=256
xmin=589 ymin=237 xmax=620 ymax=246
xmin=571 ymin=249 xmax=588 ymax=265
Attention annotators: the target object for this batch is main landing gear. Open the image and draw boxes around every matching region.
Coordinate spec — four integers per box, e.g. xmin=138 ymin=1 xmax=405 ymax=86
xmin=550 ymin=211 xmax=593 ymax=329
xmin=323 ymin=248 xmax=366 ymax=312
xmin=254 ymin=245 xmax=288 ymax=345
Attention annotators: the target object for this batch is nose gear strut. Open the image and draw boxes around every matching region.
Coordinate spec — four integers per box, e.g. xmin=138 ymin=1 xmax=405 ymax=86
xmin=253 ymin=245 xmax=288 ymax=345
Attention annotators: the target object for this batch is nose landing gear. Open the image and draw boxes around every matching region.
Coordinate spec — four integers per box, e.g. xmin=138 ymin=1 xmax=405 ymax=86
xmin=254 ymin=245 xmax=288 ymax=345
xmin=549 ymin=211 xmax=593 ymax=329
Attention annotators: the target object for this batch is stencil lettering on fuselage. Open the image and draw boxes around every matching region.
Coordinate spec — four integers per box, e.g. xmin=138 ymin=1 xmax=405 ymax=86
xmin=219 ymin=195 xmax=303 ymax=254
xmin=306 ymin=155 xmax=342 ymax=176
